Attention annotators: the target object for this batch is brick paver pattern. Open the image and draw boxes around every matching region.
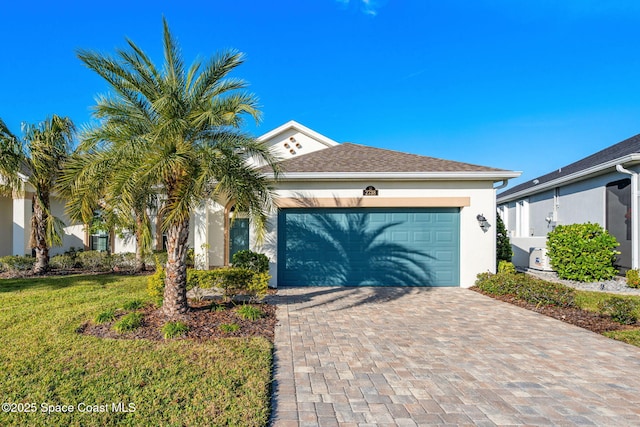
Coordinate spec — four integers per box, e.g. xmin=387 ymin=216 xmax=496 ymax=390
xmin=270 ymin=287 xmax=640 ymax=426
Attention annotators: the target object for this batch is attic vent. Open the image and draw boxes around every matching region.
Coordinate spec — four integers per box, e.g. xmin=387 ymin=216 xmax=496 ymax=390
xmin=533 ymin=179 xmax=539 ymax=185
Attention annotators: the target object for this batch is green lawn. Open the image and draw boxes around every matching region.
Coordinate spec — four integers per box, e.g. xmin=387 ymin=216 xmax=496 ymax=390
xmin=0 ymin=274 xmax=272 ymax=427
xmin=575 ymin=290 xmax=640 ymax=346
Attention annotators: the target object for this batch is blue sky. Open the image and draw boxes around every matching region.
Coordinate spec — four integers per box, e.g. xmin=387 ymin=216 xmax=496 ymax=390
xmin=3 ymin=0 xmax=640 ymax=189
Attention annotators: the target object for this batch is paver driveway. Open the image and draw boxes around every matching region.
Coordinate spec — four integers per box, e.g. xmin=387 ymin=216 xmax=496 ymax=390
xmin=270 ymin=287 xmax=640 ymax=426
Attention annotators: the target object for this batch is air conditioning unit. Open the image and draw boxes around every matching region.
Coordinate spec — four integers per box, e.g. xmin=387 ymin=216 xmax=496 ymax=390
xmin=529 ymin=247 xmax=552 ymax=271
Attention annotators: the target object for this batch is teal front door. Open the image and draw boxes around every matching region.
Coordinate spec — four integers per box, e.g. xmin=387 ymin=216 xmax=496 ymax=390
xmin=277 ymin=207 xmax=460 ymax=287
xmin=229 ymin=218 xmax=249 ymax=262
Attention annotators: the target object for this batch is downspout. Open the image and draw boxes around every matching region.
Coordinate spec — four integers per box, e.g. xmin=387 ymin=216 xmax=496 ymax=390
xmin=616 ymin=164 xmax=638 ymax=270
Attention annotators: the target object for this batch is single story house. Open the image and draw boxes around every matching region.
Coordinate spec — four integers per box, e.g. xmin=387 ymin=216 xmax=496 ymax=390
xmin=1 ymin=121 xmax=520 ymax=287
xmin=497 ymin=133 xmax=640 ymax=272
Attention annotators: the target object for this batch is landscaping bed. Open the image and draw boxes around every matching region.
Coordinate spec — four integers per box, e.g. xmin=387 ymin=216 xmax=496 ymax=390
xmin=472 ymin=271 xmax=640 ymax=346
xmin=79 ymin=300 xmax=277 ymax=341
xmin=472 ymin=288 xmax=635 ymax=334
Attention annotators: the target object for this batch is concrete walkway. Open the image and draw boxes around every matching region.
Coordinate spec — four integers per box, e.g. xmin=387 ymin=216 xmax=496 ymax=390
xmin=270 ymin=287 xmax=640 ymax=426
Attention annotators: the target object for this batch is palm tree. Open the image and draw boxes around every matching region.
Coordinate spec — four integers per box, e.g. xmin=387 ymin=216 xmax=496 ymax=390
xmin=59 ymin=147 xmax=157 ymax=273
xmin=0 ymin=115 xmax=75 ymax=274
xmin=76 ymin=19 xmax=279 ymax=317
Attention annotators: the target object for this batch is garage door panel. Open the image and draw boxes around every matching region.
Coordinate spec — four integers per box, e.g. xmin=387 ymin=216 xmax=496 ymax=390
xmin=278 ymin=207 xmax=459 ymax=287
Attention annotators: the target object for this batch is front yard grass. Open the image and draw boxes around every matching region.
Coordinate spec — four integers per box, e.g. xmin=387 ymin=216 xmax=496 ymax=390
xmin=575 ymin=290 xmax=640 ymax=346
xmin=0 ymin=274 xmax=272 ymax=427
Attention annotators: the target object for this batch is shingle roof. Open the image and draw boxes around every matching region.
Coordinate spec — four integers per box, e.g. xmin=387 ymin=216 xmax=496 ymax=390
xmin=499 ymin=133 xmax=640 ymax=199
xmin=270 ymin=142 xmax=507 ymax=174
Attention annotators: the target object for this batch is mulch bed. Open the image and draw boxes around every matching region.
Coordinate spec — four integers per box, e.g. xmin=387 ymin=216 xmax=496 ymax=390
xmin=471 ymin=287 xmax=636 ymax=334
xmin=79 ymin=299 xmax=277 ymax=342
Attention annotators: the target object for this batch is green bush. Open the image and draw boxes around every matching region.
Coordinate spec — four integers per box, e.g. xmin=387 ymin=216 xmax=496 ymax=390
xmin=94 ymin=308 xmax=116 ymax=324
xmin=627 ymin=269 xmax=640 ymax=289
xmin=50 ymin=254 xmax=76 ymax=270
xmin=111 ymin=252 xmax=137 ymax=273
xmin=161 ymin=321 xmax=189 ymax=339
xmin=77 ymin=250 xmax=112 ymax=272
xmin=123 ymin=299 xmax=144 ymax=311
xmin=237 ymin=304 xmax=263 ymax=321
xmin=0 ymin=255 xmax=35 ymax=273
xmin=598 ymin=296 xmax=639 ymax=325
xmin=219 ymin=323 xmax=240 ymax=333
xmin=145 ymin=251 xmax=167 ymax=269
xmin=147 ymin=258 xmax=166 ymax=306
xmin=496 ymin=213 xmax=513 ymax=264
xmin=112 ymin=312 xmax=143 ymax=333
xmin=232 ymin=250 xmax=269 ymax=273
xmin=497 ymin=260 xmax=516 ymax=275
xmin=186 ymin=267 xmax=270 ymax=301
xmin=475 ymin=271 xmax=576 ymax=308
xmin=546 ymin=223 xmax=619 ymax=282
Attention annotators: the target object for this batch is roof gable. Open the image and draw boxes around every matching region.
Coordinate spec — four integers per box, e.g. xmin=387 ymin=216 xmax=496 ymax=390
xmin=258 ymin=120 xmax=339 ymax=161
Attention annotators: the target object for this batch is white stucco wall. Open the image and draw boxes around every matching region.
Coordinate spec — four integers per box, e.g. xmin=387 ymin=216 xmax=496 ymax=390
xmin=12 ymin=196 xmax=31 ymax=256
xmin=49 ymin=197 xmax=85 ymax=256
xmin=250 ymin=179 xmax=498 ymax=288
xmin=0 ymin=196 xmax=12 ymax=257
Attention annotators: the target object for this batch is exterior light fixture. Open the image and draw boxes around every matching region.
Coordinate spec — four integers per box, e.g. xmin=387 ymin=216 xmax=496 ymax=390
xmin=476 ymin=214 xmax=490 ymax=232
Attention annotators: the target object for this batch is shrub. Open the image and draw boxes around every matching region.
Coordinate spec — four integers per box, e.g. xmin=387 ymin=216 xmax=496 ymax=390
xmin=186 ymin=267 xmax=270 ymax=301
xmin=111 ymin=252 xmax=137 ymax=273
xmin=219 ymin=323 xmax=240 ymax=333
xmin=161 ymin=321 xmax=189 ymax=339
xmin=496 ymin=213 xmax=513 ymax=264
xmin=232 ymin=250 xmax=269 ymax=273
xmin=147 ymin=258 xmax=166 ymax=306
xmin=94 ymin=309 xmax=116 ymax=324
xmin=211 ymin=303 xmax=226 ymax=312
xmin=0 ymin=255 xmax=35 ymax=273
xmin=77 ymin=250 xmax=112 ymax=272
xmin=475 ymin=271 xmax=576 ymax=308
xmin=123 ymin=299 xmax=144 ymax=311
xmin=598 ymin=296 xmax=639 ymax=325
xmin=627 ymin=269 xmax=640 ymax=289
xmin=497 ymin=260 xmax=516 ymax=275
xmin=237 ymin=304 xmax=263 ymax=321
xmin=112 ymin=312 xmax=143 ymax=333
xmin=50 ymin=254 xmax=76 ymax=270
xmin=546 ymin=223 xmax=619 ymax=282
xmin=145 ymin=251 xmax=167 ymax=269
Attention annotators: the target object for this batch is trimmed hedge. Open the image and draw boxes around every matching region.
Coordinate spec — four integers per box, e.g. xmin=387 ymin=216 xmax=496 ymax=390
xmin=475 ymin=271 xmax=576 ymax=308
xmin=546 ymin=223 xmax=619 ymax=282
xmin=188 ymin=267 xmax=270 ymax=301
xmin=231 ymin=250 xmax=269 ymax=273
xmin=0 ymin=255 xmax=36 ymax=273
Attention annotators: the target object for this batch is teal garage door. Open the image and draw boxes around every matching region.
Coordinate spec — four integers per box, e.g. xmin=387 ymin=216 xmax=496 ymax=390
xmin=277 ymin=207 xmax=460 ymax=287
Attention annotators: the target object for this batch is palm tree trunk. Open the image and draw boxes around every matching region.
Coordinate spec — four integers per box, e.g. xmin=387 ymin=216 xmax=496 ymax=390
xmin=162 ymin=218 xmax=190 ymax=317
xmin=31 ymin=197 xmax=49 ymax=275
xmin=134 ymin=216 xmax=146 ymax=273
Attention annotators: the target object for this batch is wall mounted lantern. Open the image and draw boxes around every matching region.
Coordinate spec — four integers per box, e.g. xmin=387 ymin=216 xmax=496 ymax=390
xmin=476 ymin=214 xmax=490 ymax=232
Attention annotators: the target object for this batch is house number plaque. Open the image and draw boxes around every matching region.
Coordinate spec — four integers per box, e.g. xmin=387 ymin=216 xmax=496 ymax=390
xmin=363 ymin=186 xmax=378 ymax=196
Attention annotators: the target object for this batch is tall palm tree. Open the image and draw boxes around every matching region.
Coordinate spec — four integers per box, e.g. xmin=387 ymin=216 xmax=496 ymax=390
xmin=0 ymin=115 xmax=75 ymax=274
xmin=76 ymin=19 xmax=279 ymax=317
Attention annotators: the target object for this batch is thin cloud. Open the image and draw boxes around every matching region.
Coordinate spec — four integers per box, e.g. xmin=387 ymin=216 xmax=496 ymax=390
xmin=336 ymin=0 xmax=386 ymax=16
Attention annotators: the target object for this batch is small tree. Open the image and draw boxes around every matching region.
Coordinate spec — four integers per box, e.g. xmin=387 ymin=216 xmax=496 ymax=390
xmin=0 ymin=116 xmax=75 ymax=274
xmin=547 ymin=223 xmax=619 ymax=282
xmin=496 ymin=212 xmax=512 ymax=266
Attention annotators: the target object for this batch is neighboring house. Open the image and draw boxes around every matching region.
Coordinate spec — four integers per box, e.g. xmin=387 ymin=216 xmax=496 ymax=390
xmin=497 ymin=133 xmax=640 ymax=272
xmin=2 ymin=121 xmax=520 ymax=287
